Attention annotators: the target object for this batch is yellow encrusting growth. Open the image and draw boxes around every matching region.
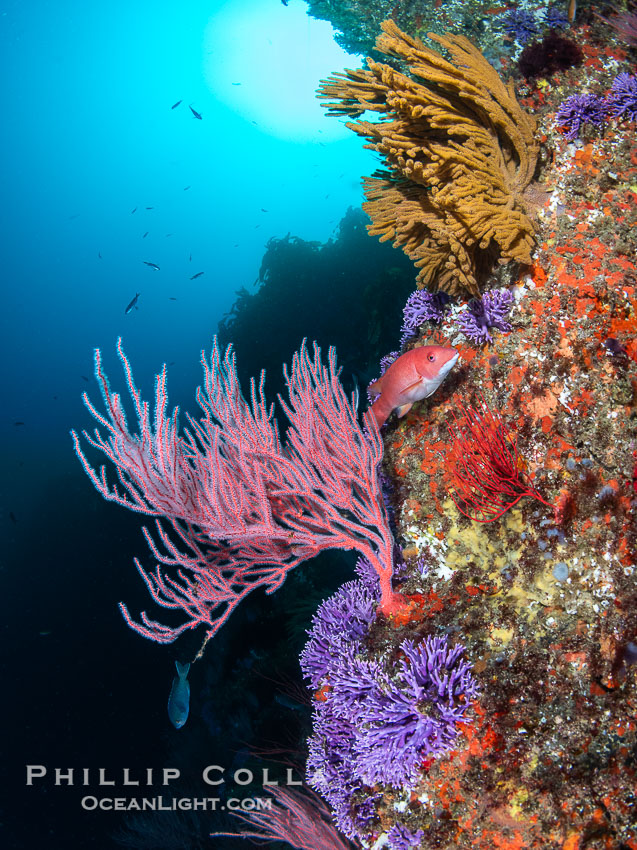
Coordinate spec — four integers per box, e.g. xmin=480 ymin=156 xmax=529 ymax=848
xmin=318 ymin=20 xmax=540 ymax=295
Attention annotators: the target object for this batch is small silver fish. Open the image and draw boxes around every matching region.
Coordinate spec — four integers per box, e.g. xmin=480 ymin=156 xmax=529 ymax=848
xmin=143 ymin=261 xmax=160 ymax=271
xmin=168 ymin=661 xmax=190 ymax=729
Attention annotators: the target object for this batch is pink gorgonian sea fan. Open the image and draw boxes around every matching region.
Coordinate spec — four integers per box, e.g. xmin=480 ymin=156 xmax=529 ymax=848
xmin=71 ymin=338 xmax=403 ymax=647
xmin=211 ymin=784 xmax=354 ymax=850
xmin=597 ymin=2 xmax=637 ymax=47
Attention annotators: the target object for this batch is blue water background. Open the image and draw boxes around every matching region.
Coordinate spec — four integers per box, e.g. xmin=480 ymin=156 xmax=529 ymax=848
xmin=0 ymin=2 xmax=377 ymax=847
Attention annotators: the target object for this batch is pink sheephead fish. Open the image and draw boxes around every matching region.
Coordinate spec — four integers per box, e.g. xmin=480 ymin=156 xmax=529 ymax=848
xmin=369 ymin=346 xmax=460 ymax=428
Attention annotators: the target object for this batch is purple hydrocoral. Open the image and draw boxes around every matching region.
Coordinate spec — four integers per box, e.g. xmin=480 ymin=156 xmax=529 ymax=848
xmin=350 ymin=637 xmax=479 ymax=787
xmin=300 ymin=572 xmax=378 ymax=689
xmin=388 ymin=823 xmax=426 ymax=849
xmin=555 ymin=93 xmax=608 ymax=140
xmin=502 ymin=9 xmax=540 ymax=44
xmin=302 ymin=578 xmax=478 ymax=839
xmin=379 ymin=351 xmax=399 ymax=375
xmin=400 ymin=290 xmax=451 ymax=347
xmin=456 ymin=288 xmax=514 ymax=344
xmin=306 ymin=691 xmax=370 ymax=839
xmin=607 ymin=73 xmax=637 ymax=122
xmin=368 ymin=351 xmax=399 ymax=406
xmin=546 ymin=5 xmax=570 ymax=29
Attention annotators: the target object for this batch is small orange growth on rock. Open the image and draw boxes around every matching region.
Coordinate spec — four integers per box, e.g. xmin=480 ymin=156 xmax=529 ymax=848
xmin=562 ymin=833 xmax=581 ymax=850
xmin=554 ymin=488 xmax=577 ymax=526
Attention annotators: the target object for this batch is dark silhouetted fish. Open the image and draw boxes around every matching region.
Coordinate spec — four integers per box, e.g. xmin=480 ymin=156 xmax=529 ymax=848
xmin=169 ymin=297 xmax=177 ymax=301
xmin=125 ymin=293 xmax=140 ymax=314
xmin=189 ymin=105 xmax=202 ymax=119
xmin=145 ymin=206 xmax=154 ymax=209
xmin=171 ymin=100 xmax=182 ymax=109
xmin=183 ymin=185 xmax=190 ymax=190
xmin=190 ymin=272 xmax=204 ymax=279
xmin=14 ymin=421 xmax=25 ymax=426
xmin=189 ymin=253 xmax=192 ymax=262
xmin=98 ymin=251 xmax=102 ymax=258
xmin=143 ymin=261 xmax=160 ymax=270
xmin=131 ymin=207 xmax=137 ymax=214
xmin=143 ymin=231 xmax=148 ymax=238
xmin=261 ymin=208 xmax=268 ymax=212
xmin=80 ymin=375 xmax=89 ymax=382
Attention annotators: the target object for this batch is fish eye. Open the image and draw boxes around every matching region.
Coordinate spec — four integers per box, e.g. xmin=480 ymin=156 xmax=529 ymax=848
xmin=428 ymin=353 xmax=435 ymax=361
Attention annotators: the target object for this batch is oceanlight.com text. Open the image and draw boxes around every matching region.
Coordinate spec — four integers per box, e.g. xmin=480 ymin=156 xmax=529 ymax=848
xmin=80 ymin=795 xmax=273 ymax=812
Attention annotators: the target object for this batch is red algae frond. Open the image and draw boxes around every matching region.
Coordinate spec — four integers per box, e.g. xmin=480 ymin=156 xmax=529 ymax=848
xmin=446 ymin=395 xmax=552 ymax=523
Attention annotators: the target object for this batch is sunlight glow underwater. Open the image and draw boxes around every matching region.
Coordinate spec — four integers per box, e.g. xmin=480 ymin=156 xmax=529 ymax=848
xmin=203 ymin=0 xmax=360 ymax=141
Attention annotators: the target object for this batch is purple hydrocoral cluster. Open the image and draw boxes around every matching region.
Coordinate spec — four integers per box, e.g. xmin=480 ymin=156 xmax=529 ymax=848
xmin=388 ymin=823 xmax=426 ymax=849
xmin=301 ymin=574 xmax=478 ymax=840
xmin=607 ymin=73 xmax=637 ymax=122
xmin=555 ymin=93 xmax=607 ymax=141
xmin=503 ymin=9 xmax=540 ymax=45
xmin=456 ymin=288 xmax=514 ymax=344
xmin=379 ymin=351 xmax=398 ymax=375
xmin=300 ymin=568 xmax=378 ymax=690
xmin=368 ymin=351 xmax=398 ymax=406
xmin=555 ymin=74 xmax=637 ymax=141
xmin=546 ymin=5 xmax=570 ymax=29
xmin=351 ymin=636 xmax=479 ymax=786
xmin=400 ymin=290 xmax=451 ymax=347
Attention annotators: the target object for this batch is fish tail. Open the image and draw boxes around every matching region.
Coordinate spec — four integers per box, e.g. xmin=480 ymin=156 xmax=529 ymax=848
xmin=175 ymin=661 xmax=190 ymax=679
xmin=371 ymin=398 xmax=391 ymax=429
